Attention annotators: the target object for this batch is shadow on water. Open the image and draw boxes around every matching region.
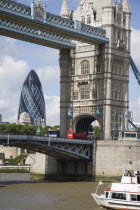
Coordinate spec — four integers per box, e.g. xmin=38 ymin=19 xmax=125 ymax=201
xmin=0 ymin=185 xmax=6 ymax=188
xmin=0 ymin=173 xmax=43 ymax=186
xmin=0 ymin=180 xmax=42 ymax=186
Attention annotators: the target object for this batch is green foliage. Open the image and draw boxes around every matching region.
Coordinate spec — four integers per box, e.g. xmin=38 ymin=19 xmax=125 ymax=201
xmin=93 ymin=126 xmax=100 ymax=140
xmin=4 ymin=154 xmax=27 ymax=165
xmin=41 ymin=125 xmax=60 ymax=136
xmin=0 ymin=124 xmax=38 ymax=135
xmin=0 ymin=169 xmax=29 ymax=173
xmin=0 ymin=124 xmax=60 ymax=136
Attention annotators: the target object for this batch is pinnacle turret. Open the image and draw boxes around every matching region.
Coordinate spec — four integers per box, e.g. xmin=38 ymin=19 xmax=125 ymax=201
xmin=60 ymin=0 xmax=70 ymax=19
xmin=123 ymin=0 xmax=131 ymax=13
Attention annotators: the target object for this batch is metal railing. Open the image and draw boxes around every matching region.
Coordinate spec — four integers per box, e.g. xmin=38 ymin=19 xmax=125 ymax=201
xmin=0 ymin=0 xmax=107 ymax=42
xmin=0 ymin=134 xmax=93 ymax=145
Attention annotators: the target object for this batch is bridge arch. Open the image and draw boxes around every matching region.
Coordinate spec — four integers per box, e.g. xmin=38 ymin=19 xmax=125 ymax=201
xmin=73 ymin=114 xmax=102 ymax=137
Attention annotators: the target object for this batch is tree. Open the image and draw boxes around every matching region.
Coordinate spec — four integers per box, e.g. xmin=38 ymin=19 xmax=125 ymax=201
xmin=93 ymin=126 xmax=100 ymax=140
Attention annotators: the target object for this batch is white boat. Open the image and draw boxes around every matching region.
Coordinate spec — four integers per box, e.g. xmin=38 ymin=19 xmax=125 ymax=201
xmin=91 ymin=170 xmax=140 ymax=210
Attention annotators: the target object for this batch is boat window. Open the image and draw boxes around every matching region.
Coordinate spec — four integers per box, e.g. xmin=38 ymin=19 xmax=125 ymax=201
xmin=131 ymin=194 xmax=140 ymax=201
xmin=137 ymin=176 xmax=140 ymax=184
xmin=131 ymin=194 xmax=137 ymax=201
xmin=105 ymin=192 xmax=109 ymax=198
xmin=138 ymin=195 xmax=140 ymax=201
xmin=124 ymin=170 xmax=134 ymax=176
xmin=112 ymin=193 xmax=126 ymax=200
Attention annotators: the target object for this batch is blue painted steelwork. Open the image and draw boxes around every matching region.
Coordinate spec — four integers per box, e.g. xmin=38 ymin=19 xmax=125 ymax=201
xmin=0 ymin=135 xmax=93 ymax=160
xmin=0 ymin=0 xmax=108 ymax=48
xmin=128 ymin=119 xmax=139 ymax=130
xmin=0 ymin=13 xmax=75 ymax=49
xmin=130 ymin=57 xmax=140 ymax=86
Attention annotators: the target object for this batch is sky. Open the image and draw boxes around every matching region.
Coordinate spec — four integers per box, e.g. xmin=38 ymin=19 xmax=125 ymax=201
xmin=0 ymin=0 xmax=140 ymax=126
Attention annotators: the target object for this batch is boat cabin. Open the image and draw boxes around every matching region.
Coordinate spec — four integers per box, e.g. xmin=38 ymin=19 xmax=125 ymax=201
xmin=92 ymin=169 xmax=140 ymax=210
xmin=121 ymin=170 xmax=140 ymax=184
xmin=105 ymin=170 xmax=140 ymax=201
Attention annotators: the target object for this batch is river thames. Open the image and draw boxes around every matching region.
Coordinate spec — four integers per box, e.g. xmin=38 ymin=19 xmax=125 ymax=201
xmin=0 ymin=173 xmax=109 ymax=210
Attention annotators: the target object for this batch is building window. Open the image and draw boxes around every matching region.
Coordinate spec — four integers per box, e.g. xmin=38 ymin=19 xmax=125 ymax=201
xmin=118 ymin=66 xmax=122 ymax=74
xmin=112 ymin=91 xmax=114 ymax=99
xmin=81 ymin=16 xmax=85 ymax=23
xmin=117 ymin=31 xmax=121 ymax=39
xmin=93 ymin=84 xmax=97 ymax=99
xmin=81 ymin=60 xmax=90 ymax=74
xmin=96 ymin=63 xmax=101 ymax=73
xmin=73 ymin=91 xmax=78 ymax=100
xmin=94 ymin=12 xmax=96 ymax=21
xmin=119 ymin=92 xmax=121 ymax=100
xmin=80 ymin=86 xmax=90 ymax=99
xmin=117 ymin=14 xmax=121 ymax=24
xmin=123 ymin=15 xmax=126 ymax=26
xmin=114 ymin=90 xmax=118 ymax=99
xmin=87 ymin=15 xmax=91 ymax=24
xmin=95 ymin=55 xmax=101 ymax=73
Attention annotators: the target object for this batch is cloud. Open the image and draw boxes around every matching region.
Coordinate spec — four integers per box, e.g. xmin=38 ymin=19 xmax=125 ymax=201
xmin=0 ymin=37 xmax=60 ymax=125
xmin=129 ymin=97 xmax=140 ymax=123
xmin=129 ymin=28 xmax=140 ymax=122
xmin=131 ymin=28 xmax=140 ymax=68
xmin=44 ymin=95 xmax=60 ymax=126
xmin=0 ymin=55 xmax=29 ymax=122
xmin=0 ymin=36 xmax=17 ymax=63
xmin=37 ymin=65 xmax=60 ymax=86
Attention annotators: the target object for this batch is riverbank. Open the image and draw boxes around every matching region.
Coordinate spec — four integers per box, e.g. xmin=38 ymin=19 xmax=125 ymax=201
xmin=0 ymin=165 xmax=30 ymax=173
xmin=0 ymin=172 xmax=121 ymax=182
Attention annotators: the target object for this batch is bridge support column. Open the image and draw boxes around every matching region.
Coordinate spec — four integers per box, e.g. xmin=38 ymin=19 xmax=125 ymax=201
xmin=59 ymin=49 xmax=75 ymax=138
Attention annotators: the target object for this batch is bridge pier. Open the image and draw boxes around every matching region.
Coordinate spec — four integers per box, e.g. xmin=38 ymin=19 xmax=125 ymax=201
xmin=29 ymin=153 xmax=93 ymax=180
xmin=59 ymin=49 xmax=75 ymax=138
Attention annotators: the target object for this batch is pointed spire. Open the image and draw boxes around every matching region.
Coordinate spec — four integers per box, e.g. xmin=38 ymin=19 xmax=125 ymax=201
xmin=123 ymin=0 xmax=131 ymax=13
xmin=104 ymin=0 xmax=113 ymax=6
xmin=60 ymin=0 xmax=70 ymax=19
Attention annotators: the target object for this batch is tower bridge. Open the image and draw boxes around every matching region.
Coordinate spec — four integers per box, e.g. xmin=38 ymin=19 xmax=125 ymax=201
xmin=0 ymin=0 xmax=133 ymax=140
xmin=1 ymin=0 xmax=140 ymax=177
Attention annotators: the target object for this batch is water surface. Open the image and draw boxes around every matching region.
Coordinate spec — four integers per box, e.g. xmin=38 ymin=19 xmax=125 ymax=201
xmin=0 ymin=173 xmax=108 ymax=210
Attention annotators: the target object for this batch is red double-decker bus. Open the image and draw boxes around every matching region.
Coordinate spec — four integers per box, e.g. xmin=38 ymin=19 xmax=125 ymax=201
xmin=67 ymin=130 xmax=88 ymax=140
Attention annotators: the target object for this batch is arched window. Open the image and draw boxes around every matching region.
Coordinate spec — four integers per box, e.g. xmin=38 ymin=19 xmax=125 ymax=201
xmin=81 ymin=60 xmax=90 ymax=74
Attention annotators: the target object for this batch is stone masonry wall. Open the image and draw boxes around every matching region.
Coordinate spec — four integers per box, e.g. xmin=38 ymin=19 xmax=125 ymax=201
xmin=95 ymin=140 xmax=140 ymax=176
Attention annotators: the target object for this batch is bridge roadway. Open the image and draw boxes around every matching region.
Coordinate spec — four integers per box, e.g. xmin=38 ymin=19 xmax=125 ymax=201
xmin=0 ymin=135 xmax=93 ymax=161
xmin=0 ymin=0 xmax=108 ymax=49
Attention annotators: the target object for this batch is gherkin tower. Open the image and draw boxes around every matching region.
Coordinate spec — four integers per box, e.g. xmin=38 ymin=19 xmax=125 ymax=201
xmin=18 ymin=70 xmax=46 ymax=126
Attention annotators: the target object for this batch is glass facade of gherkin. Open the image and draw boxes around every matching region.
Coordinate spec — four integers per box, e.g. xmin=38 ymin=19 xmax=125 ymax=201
xmin=18 ymin=70 xmax=46 ymax=126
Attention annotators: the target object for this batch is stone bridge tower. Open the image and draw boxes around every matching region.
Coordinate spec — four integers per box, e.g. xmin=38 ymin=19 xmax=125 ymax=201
xmin=59 ymin=0 xmax=131 ymax=140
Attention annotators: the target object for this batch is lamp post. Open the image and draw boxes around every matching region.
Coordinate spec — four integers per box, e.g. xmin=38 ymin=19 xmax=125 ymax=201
xmin=7 ymin=133 xmax=9 ymax=145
